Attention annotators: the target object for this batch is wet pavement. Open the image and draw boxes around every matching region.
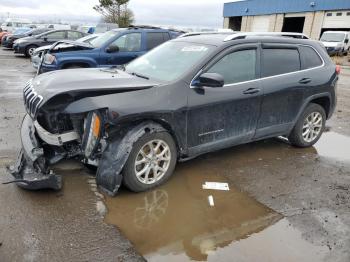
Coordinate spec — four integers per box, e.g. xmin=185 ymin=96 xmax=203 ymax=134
xmin=0 ymin=48 xmax=350 ymax=261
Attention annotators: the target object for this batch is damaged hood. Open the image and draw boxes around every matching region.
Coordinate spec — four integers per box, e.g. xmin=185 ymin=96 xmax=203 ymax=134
xmin=29 ymin=68 xmax=160 ymax=104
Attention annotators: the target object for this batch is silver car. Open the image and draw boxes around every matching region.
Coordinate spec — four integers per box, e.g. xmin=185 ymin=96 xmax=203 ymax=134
xmin=31 ymin=33 xmax=101 ymax=69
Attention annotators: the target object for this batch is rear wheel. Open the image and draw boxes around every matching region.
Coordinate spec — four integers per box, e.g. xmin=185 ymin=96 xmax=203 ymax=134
xmin=25 ymin=45 xmax=37 ymax=57
xmin=288 ymin=103 xmax=326 ymax=147
xmin=123 ymin=132 xmax=177 ymax=192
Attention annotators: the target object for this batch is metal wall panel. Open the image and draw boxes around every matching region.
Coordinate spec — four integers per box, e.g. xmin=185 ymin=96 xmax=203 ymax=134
xmin=224 ymin=0 xmax=350 ymax=17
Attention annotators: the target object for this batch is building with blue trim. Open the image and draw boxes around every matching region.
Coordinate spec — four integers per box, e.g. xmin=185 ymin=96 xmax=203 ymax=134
xmin=223 ymin=0 xmax=350 ymax=39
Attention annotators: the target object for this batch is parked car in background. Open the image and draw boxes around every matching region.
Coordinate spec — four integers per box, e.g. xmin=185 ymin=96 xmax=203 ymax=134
xmin=320 ymin=31 xmax=350 ymax=56
xmin=2 ymin=28 xmax=50 ymax=49
xmin=0 ymin=18 xmax=32 ymax=33
xmin=39 ymin=26 xmax=182 ymax=73
xmin=78 ymin=25 xmax=96 ymax=34
xmin=9 ymin=33 xmax=338 ymax=195
xmin=0 ymin=29 xmax=9 ymax=44
xmin=95 ymin=23 xmax=119 ymax=33
xmin=13 ymin=29 xmax=87 ymax=57
xmin=47 ymin=24 xmax=71 ymax=30
xmin=31 ymin=33 xmax=102 ymax=69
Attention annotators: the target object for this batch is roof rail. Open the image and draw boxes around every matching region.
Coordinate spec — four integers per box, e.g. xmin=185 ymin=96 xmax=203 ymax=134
xmin=128 ymin=25 xmax=162 ymax=30
xmin=179 ymin=31 xmax=237 ymax=38
xmin=224 ymin=32 xmax=309 ymax=41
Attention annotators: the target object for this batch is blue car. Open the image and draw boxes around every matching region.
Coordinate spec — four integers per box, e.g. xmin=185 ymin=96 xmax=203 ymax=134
xmin=40 ymin=27 xmax=183 ymax=73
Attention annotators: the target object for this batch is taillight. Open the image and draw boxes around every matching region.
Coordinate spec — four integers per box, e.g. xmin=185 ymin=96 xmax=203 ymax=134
xmin=336 ymin=65 xmax=341 ymax=75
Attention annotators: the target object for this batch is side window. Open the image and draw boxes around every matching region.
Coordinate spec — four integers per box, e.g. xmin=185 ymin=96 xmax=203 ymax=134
xmin=110 ymin=33 xmax=141 ymax=52
xmin=299 ymin=46 xmax=323 ymax=69
xmin=6 ymin=22 xmax=12 ymax=26
xmin=163 ymin=32 xmax=170 ymax=41
xmin=262 ymin=48 xmax=300 ymax=77
xmin=147 ymin=32 xmax=166 ymax=50
xmin=67 ymin=31 xmax=82 ymax=40
xmin=207 ymin=49 xmax=257 ymax=85
xmin=45 ymin=31 xmax=66 ymax=39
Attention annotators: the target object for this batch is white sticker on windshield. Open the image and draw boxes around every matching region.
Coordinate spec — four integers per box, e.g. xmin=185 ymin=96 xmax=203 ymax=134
xmin=181 ymin=46 xmax=208 ymax=52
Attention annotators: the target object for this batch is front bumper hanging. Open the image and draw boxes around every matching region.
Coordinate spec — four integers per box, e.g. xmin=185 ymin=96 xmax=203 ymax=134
xmin=6 ymin=114 xmax=62 ymax=191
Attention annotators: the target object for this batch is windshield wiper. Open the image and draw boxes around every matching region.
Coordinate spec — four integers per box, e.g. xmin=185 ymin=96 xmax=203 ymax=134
xmin=130 ymin=72 xmax=149 ymax=80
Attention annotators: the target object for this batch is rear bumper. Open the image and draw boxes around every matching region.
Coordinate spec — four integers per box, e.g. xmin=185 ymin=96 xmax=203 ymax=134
xmin=7 ymin=114 xmax=62 ymax=190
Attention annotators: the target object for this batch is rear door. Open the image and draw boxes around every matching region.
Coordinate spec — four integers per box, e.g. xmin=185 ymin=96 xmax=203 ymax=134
xmin=67 ymin=31 xmax=84 ymax=41
xmin=187 ymin=44 xmax=262 ymax=154
xmin=100 ymin=32 xmax=144 ymax=66
xmin=255 ymin=43 xmax=321 ymax=138
xmin=42 ymin=30 xmax=66 ymax=45
xmin=146 ymin=32 xmax=170 ymax=51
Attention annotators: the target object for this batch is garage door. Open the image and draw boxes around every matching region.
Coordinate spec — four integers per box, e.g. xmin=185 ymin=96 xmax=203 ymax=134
xmin=251 ymin=15 xmax=270 ymax=32
xmin=323 ymin=10 xmax=350 ymax=28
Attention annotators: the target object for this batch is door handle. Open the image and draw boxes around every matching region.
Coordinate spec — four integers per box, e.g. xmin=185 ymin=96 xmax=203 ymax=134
xmin=243 ymin=88 xmax=260 ymax=95
xmin=299 ymin=78 xmax=311 ymax=84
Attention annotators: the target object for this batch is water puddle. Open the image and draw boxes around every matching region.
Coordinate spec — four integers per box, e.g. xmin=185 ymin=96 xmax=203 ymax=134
xmin=105 ymin=164 xmax=281 ymax=261
xmin=314 ymin=131 xmax=350 ymax=163
xmin=103 ymin=131 xmax=346 ymax=260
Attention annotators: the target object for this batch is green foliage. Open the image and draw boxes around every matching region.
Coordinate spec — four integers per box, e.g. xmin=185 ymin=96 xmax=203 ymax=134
xmin=93 ymin=0 xmax=134 ymax=27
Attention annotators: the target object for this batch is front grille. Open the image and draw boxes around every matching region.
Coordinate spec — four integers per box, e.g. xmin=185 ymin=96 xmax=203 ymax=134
xmin=23 ymin=80 xmax=43 ymax=119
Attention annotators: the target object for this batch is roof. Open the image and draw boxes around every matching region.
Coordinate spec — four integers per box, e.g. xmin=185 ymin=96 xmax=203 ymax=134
xmin=224 ymin=0 xmax=350 ymax=17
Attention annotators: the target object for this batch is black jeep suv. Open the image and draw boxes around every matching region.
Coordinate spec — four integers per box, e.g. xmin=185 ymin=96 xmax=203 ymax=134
xmin=9 ymin=33 xmax=338 ymax=196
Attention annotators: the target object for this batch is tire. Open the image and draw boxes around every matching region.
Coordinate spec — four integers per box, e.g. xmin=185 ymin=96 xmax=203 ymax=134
xmin=123 ymin=132 xmax=177 ymax=192
xmin=288 ymin=103 xmax=326 ymax=148
xmin=25 ymin=45 xmax=37 ymax=57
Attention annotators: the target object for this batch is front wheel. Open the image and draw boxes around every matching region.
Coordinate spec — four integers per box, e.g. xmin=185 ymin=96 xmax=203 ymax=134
xmin=123 ymin=132 xmax=177 ymax=192
xmin=25 ymin=45 xmax=37 ymax=57
xmin=288 ymin=103 xmax=326 ymax=147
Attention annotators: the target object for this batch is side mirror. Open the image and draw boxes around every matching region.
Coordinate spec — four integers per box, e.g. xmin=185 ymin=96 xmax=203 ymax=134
xmin=43 ymin=37 xmax=48 ymax=42
xmin=345 ymin=39 xmax=349 ymax=44
xmin=193 ymin=73 xmax=224 ymax=88
xmin=106 ymin=45 xmax=119 ymax=53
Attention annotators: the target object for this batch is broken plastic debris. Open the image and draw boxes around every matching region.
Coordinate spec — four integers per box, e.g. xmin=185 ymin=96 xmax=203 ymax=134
xmin=202 ymin=182 xmax=230 ymax=191
xmin=208 ymin=195 xmax=214 ymax=207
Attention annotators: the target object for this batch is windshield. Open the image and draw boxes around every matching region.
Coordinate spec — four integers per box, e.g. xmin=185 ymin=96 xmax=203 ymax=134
xmin=125 ymin=41 xmax=214 ymax=82
xmin=90 ymin=31 xmax=120 ymax=48
xmin=320 ymin=32 xmax=345 ymax=42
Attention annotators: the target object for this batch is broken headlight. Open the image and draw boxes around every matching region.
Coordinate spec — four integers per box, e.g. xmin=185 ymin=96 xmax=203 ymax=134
xmin=44 ymin=53 xmax=56 ymax=64
xmin=82 ymin=111 xmax=102 ymax=159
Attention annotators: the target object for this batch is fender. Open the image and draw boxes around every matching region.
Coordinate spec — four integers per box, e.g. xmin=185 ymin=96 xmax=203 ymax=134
xmin=59 ymin=56 xmax=98 ymax=69
xmin=289 ymin=92 xmax=332 ymax=133
xmin=96 ymin=121 xmax=166 ymax=196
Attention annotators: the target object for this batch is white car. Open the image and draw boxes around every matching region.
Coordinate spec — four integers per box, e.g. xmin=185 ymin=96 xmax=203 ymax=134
xmin=0 ymin=18 xmax=32 ymax=33
xmin=320 ymin=31 xmax=350 ymax=56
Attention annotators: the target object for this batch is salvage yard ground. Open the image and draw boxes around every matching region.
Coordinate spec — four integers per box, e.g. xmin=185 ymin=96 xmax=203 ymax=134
xmin=0 ymin=48 xmax=349 ymax=261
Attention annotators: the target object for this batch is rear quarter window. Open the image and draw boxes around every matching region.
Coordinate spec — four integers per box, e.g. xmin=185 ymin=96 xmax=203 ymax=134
xmin=262 ymin=48 xmax=301 ymax=77
xmin=147 ymin=32 xmax=167 ymax=50
xmin=299 ymin=46 xmax=323 ymax=69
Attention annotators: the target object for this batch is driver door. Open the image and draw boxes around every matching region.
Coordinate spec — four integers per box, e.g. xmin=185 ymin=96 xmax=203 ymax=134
xmin=100 ymin=32 xmax=145 ymax=67
xmin=187 ymin=44 xmax=262 ymax=155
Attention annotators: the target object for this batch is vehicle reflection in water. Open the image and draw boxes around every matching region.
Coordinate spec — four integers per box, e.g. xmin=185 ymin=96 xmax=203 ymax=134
xmin=105 ymin=160 xmax=281 ymax=261
xmin=104 ymin=131 xmax=343 ymax=261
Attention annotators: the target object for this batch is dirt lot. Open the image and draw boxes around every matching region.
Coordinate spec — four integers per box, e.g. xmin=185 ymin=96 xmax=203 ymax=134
xmin=0 ymin=48 xmax=349 ymax=262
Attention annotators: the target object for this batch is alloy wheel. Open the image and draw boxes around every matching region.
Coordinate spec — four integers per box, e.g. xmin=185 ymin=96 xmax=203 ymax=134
xmin=134 ymin=139 xmax=171 ymax=185
xmin=302 ymin=112 xmax=323 ymax=143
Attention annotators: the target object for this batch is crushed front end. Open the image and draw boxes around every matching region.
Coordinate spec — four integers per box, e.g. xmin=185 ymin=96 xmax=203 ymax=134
xmin=8 ymin=80 xmax=86 ymax=191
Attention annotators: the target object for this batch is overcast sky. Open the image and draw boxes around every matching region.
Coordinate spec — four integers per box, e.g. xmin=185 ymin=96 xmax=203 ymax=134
xmin=0 ymin=0 xmax=228 ymax=28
